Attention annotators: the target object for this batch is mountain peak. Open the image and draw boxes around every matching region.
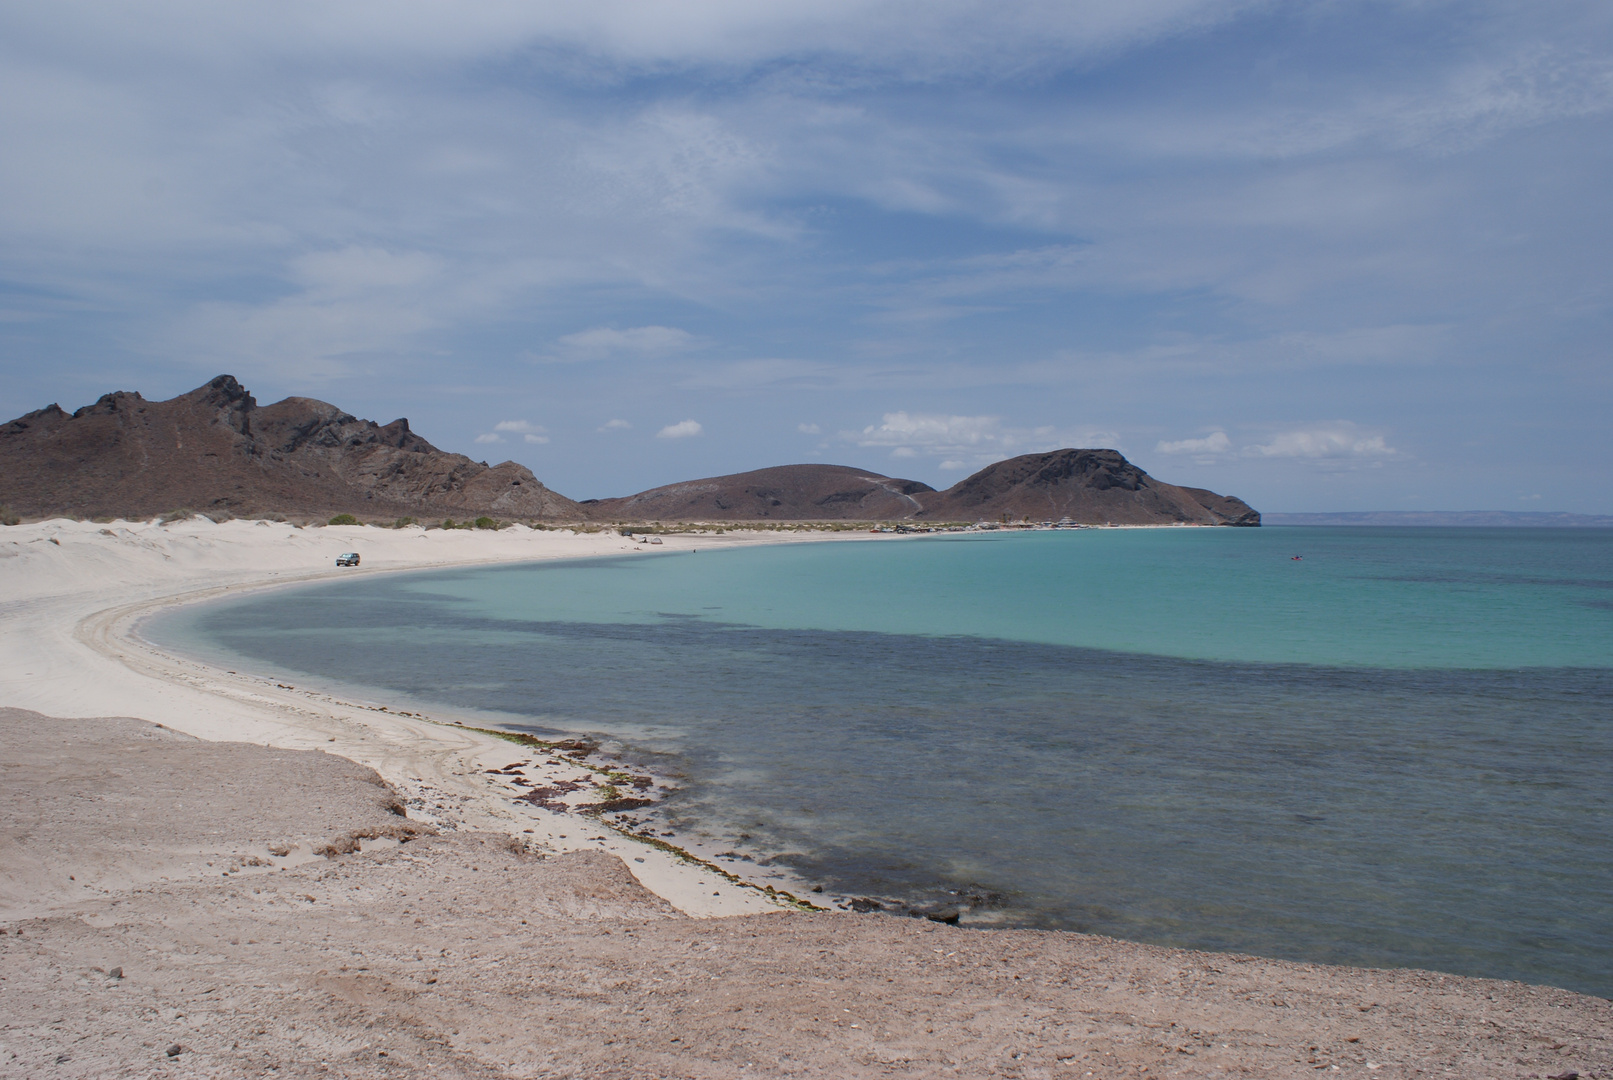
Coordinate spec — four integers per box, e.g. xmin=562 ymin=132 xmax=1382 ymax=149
xmin=915 ymin=449 xmax=1259 ymax=525
xmin=0 ymin=377 xmax=577 ymax=521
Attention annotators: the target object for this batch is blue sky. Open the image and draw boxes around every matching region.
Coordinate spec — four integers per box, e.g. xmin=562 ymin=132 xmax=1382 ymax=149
xmin=1 ymin=1 xmax=1610 ymax=510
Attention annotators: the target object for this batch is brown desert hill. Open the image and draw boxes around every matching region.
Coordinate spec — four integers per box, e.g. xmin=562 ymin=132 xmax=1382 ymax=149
xmin=912 ymin=448 xmax=1260 ymax=525
xmin=580 ymin=463 xmax=936 ymax=521
xmin=588 ymin=451 xmax=1258 ymax=526
xmin=0 ymin=375 xmax=580 ymax=522
xmin=0 ymin=375 xmax=1257 ymax=526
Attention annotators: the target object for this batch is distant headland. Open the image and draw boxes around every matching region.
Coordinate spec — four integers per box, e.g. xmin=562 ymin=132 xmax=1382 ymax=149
xmin=1265 ymin=511 xmax=1613 ymax=527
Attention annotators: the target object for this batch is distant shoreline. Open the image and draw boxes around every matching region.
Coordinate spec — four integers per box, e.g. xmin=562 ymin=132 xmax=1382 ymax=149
xmin=1263 ymin=510 xmax=1613 ymax=527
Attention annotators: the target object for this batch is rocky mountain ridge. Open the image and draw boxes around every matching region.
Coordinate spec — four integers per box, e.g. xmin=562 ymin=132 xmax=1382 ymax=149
xmin=910 ymin=449 xmax=1259 ymax=526
xmin=0 ymin=375 xmax=579 ymax=521
xmin=0 ymin=376 xmax=1257 ymax=526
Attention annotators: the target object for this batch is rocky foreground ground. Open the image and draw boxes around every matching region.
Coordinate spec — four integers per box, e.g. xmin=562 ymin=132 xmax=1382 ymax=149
xmin=2 ymin=708 xmax=1607 ymax=1079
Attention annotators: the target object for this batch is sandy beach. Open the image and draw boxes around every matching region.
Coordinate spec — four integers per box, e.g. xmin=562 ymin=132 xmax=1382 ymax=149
xmin=2 ymin=517 xmax=1609 ymax=1078
xmin=0 ymin=516 xmax=871 ymax=917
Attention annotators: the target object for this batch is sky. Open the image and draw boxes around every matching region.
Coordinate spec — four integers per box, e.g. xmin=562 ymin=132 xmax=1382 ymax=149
xmin=1 ymin=1 xmax=1610 ymax=510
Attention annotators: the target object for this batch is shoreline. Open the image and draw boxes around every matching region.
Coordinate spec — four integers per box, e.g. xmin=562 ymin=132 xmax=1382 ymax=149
xmin=10 ymin=515 xmax=1610 ymax=939
xmin=5 ymin=516 xmax=1612 ymax=1076
xmin=2 ymin=515 xmax=891 ymax=918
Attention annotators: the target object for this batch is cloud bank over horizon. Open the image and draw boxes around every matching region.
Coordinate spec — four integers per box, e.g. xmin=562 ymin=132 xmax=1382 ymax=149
xmin=0 ymin=1 xmax=1609 ymax=509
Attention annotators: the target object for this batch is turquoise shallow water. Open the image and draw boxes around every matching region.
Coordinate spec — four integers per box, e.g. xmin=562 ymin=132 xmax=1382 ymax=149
xmin=387 ymin=526 xmax=1613 ymax=668
xmin=147 ymin=527 xmax=1613 ymax=997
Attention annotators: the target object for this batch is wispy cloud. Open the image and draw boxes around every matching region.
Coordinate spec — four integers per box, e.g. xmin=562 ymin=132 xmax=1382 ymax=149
xmin=678 ymin=359 xmax=849 ymax=391
xmin=599 ymin=418 xmax=632 ymax=432
xmin=1154 ymin=430 xmax=1233 ymax=465
xmin=476 ymin=419 xmax=549 ymax=444
xmin=550 ymin=325 xmax=697 ymax=361
xmin=847 ymin=411 xmax=1117 ymax=469
xmin=0 ymin=3 xmax=1260 ymax=81
xmin=1246 ymin=424 xmax=1397 ymax=464
xmin=160 ymin=247 xmax=450 ymax=383
xmin=657 ymin=419 xmax=703 ymax=439
xmin=0 ymin=2 xmax=1608 ymax=511
xmin=1156 ymin=431 xmax=1231 ymax=456
xmin=1153 ymin=424 xmax=1396 ymax=469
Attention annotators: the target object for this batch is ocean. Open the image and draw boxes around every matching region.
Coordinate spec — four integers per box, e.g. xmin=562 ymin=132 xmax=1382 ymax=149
xmin=144 ymin=527 xmax=1613 ymax=998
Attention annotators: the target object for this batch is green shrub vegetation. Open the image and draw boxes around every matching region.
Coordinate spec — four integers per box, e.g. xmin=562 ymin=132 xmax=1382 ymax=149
xmin=327 ymin=513 xmax=360 ymax=526
xmin=390 ymin=516 xmax=417 ymax=529
xmin=0 ymin=505 xmax=19 ymax=527
xmin=473 ymin=516 xmax=499 ymax=530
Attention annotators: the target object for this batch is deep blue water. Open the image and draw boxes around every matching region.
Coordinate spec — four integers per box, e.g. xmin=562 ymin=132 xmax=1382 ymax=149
xmin=145 ymin=527 xmax=1613 ymax=997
